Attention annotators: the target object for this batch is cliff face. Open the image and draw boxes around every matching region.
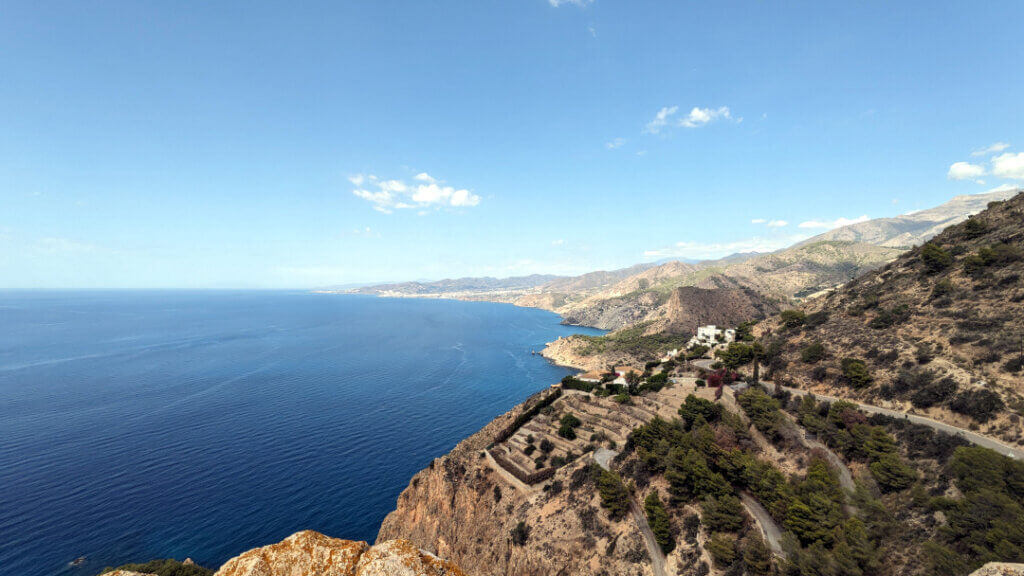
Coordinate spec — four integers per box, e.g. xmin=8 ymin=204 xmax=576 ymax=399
xmin=212 ymin=530 xmax=465 ymax=576
xmin=376 ymin=394 xmax=666 ymax=576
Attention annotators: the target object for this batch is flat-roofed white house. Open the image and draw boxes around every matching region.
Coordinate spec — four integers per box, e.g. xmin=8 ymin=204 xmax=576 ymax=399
xmin=689 ymin=325 xmax=736 ymax=348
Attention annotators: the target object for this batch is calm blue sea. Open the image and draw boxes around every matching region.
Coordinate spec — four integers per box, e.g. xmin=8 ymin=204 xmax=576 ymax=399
xmin=0 ymin=291 xmax=601 ymax=576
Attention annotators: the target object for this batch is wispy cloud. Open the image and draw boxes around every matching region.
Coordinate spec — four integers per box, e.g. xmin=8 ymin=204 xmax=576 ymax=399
xmin=644 ymin=105 xmax=738 ymax=134
xmin=992 ymin=152 xmax=1024 ymax=180
xmin=971 ymin=142 xmax=1010 ymax=157
xmin=605 ymin=137 xmax=626 ymax=150
xmin=947 ymin=161 xmax=986 ymax=181
xmin=548 ymin=0 xmax=592 ymax=6
xmin=644 ymin=106 xmax=678 ymax=134
xmin=643 ymin=235 xmax=803 ymax=261
xmin=551 ymin=239 xmax=564 ymax=246
xmin=798 ymin=215 xmax=870 ymax=230
xmin=680 ymin=106 xmax=736 ymax=128
xmin=349 ymin=172 xmax=481 ymax=214
xmin=751 ymin=218 xmax=787 ymax=227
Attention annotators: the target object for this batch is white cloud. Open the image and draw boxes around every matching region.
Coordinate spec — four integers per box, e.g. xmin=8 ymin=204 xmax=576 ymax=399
xmin=350 ymin=172 xmax=481 ymax=213
xmin=947 ymin=161 xmax=986 ymax=180
xmin=605 ymin=138 xmax=626 ymax=150
xmin=549 ymin=0 xmax=592 ymax=6
xmin=992 ymin=152 xmax=1024 ymax=180
xmin=644 ymin=235 xmax=803 ymax=261
xmin=751 ymin=218 xmax=786 ymax=227
xmin=551 ymin=239 xmax=564 ymax=246
xmin=971 ymin=142 xmax=1010 ymax=157
xmin=680 ymin=106 xmax=734 ymax=128
xmin=798 ymin=215 xmax=871 ymax=230
xmin=645 ymin=105 xmax=738 ymax=133
xmin=644 ymin=106 xmax=678 ymax=134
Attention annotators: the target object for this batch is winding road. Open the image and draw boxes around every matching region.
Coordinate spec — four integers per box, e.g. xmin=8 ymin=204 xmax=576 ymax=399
xmin=691 ymin=358 xmax=1022 ymax=460
xmin=777 ymin=385 xmax=1024 ymax=460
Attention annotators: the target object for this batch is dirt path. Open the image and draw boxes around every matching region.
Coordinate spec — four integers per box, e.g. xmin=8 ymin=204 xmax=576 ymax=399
xmin=740 ymin=492 xmax=785 ymax=557
xmin=629 ymin=499 xmax=668 ymax=576
xmin=591 ymin=449 xmax=667 ymax=576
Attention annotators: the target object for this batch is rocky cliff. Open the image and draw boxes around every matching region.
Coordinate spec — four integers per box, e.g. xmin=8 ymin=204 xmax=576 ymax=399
xmin=102 ymin=531 xmax=465 ymax=576
xmin=375 ymin=393 xmax=672 ymax=576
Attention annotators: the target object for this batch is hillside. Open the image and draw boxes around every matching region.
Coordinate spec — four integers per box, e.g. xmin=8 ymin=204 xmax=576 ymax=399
xmin=759 ymin=192 xmax=1024 ymax=448
xmin=545 ymin=189 xmax=1020 ymax=332
xmin=379 ymin=366 xmax=1024 ymax=576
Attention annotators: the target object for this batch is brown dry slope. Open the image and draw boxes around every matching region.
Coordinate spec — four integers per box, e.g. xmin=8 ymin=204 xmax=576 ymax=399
xmin=761 ymin=192 xmax=1024 ymax=448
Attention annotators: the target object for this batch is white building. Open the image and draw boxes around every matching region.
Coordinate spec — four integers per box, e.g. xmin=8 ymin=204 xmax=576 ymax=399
xmin=689 ymin=325 xmax=736 ymax=348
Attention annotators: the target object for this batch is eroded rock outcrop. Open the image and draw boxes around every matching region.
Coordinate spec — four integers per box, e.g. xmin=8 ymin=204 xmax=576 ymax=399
xmin=213 ymin=530 xmax=464 ymax=576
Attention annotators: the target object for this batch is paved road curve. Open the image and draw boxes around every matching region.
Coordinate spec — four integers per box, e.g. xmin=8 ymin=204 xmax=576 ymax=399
xmin=691 ymin=358 xmax=1022 ymax=460
xmin=778 ymin=385 xmax=1024 ymax=460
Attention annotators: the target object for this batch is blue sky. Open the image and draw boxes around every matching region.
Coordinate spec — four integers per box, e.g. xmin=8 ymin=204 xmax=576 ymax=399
xmin=2 ymin=1 xmax=1022 ymax=289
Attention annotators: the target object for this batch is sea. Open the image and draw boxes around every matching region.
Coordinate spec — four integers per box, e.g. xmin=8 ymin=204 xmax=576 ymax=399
xmin=0 ymin=291 xmax=602 ymax=576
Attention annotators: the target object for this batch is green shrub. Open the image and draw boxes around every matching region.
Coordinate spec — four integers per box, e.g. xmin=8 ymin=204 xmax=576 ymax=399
xmin=780 ymin=309 xmax=807 ymax=329
xmin=644 ymin=491 xmax=675 ymax=553
xmin=869 ymin=453 xmax=917 ymax=492
xmin=909 ymin=376 xmax=956 ymax=408
xmin=716 ymin=342 xmax=756 ymax=369
xmin=701 ymin=493 xmax=745 ymax=532
xmin=921 ymin=242 xmax=953 ymax=273
xmin=840 ymin=358 xmax=873 ymax=388
xmin=962 ymin=217 xmax=989 ymax=239
xmin=678 ymin=395 xmax=723 ymax=428
xmin=949 ymin=389 xmax=1004 ymax=422
xmin=706 ymin=533 xmax=737 ymax=568
xmin=931 ymin=279 xmax=955 ymax=299
xmin=593 ymin=465 xmax=631 ymax=520
xmin=801 ymin=342 xmax=827 ymax=364
xmin=804 ymin=310 xmax=830 ymax=328
xmin=510 ymin=521 xmax=530 ymax=545
xmin=869 ymin=304 xmax=911 ymax=329
xmin=743 ymin=531 xmax=773 ymax=576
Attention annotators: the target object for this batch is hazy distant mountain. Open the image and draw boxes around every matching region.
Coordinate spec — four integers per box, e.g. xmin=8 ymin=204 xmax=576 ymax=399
xmin=347 ymin=274 xmax=563 ymax=296
xmin=335 ymin=189 xmax=1021 ymax=333
xmin=795 ymin=188 xmax=1020 ymax=249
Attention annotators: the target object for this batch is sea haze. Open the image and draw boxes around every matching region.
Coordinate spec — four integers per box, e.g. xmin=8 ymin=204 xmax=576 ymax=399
xmin=0 ymin=291 xmax=602 ymax=576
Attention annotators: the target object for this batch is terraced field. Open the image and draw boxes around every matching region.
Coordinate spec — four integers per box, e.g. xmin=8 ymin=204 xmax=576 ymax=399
xmin=489 ymin=380 xmax=712 ymax=482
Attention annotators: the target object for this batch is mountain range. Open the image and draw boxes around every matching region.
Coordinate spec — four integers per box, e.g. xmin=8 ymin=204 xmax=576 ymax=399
xmin=345 ymin=189 xmax=1020 ymax=334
